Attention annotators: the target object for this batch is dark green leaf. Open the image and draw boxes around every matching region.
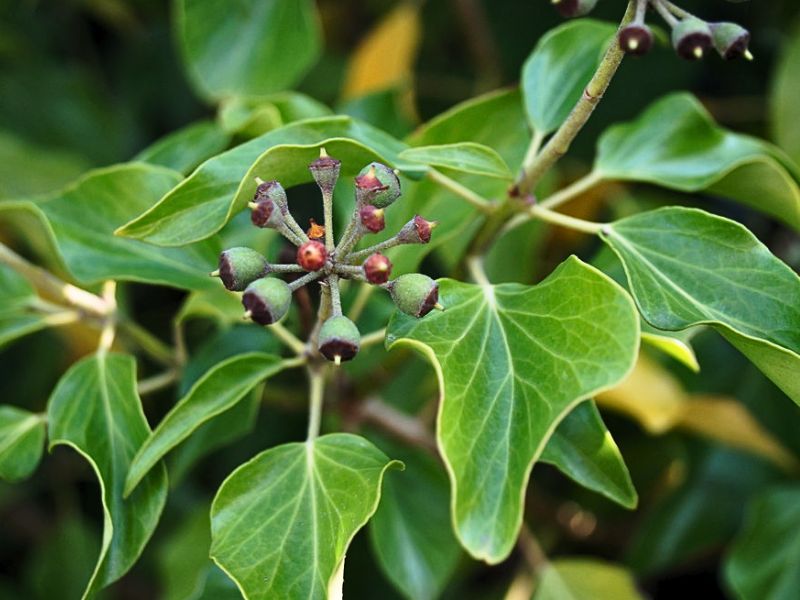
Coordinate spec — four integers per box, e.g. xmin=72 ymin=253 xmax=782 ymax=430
xmin=522 ymin=20 xmax=616 ymax=135
xmin=125 ymin=352 xmax=288 ymax=495
xmin=543 ymin=400 xmax=637 ymax=508
xmin=771 ymin=21 xmax=800 ymax=164
xmin=386 ymin=257 xmax=639 ymax=562
xmin=177 ymin=0 xmax=321 ymax=99
xmin=47 ymin=353 xmax=168 ymax=597
xmin=135 ymin=120 xmax=231 ymax=175
xmin=369 ymin=441 xmax=461 ymax=600
xmin=0 ymin=164 xmax=218 ymax=290
xmin=595 ymin=94 xmax=800 ymax=230
xmin=725 ymin=486 xmax=800 ymax=600
xmin=210 ymin=433 xmax=402 ymax=599
xmin=601 ymin=207 xmax=800 ymax=405
xmin=0 ymin=405 xmax=46 ymax=482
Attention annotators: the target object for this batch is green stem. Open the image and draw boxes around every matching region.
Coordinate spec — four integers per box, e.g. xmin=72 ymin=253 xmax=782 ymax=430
xmin=347 ymin=284 xmax=374 ymax=322
xmin=529 ymin=205 xmax=605 ymax=234
xmin=537 ymin=171 xmax=603 ymax=211
xmin=97 ymin=281 xmax=117 ymax=355
xmin=511 ymin=1 xmax=636 ymax=198
xmin=322 ymin=190 xmax=335 ymax=251
xmin=137 ymin=369 xmax=178 ymax=395
xmin=346 ymin=236 xmax=403 ymax=263
xmin=427 ymin=169 xmax=494 ymax=212
xmin=360 ymin=328 xmax=386 ymax=349
xmin=329 ymin=275 xmax=342 ymax=316
xmin=119 ymin=320 xmax=175 ymax=366
xmin=269 ymin=321 xmax=307 ymax=355
xmin=288 ymin=270 xmax=323 ymax=291
xmin=306 ymin=369 xmax=325 ymax=440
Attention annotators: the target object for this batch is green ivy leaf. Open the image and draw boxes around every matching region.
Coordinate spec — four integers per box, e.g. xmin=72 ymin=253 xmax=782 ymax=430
xmin=725 ymin=486 xmax=800 ymax=600
xmin=386 ymin=257 xmax=639 ymax=562
xmin=0 ymin=265 xmax=52 ymax=349
xmin=534 ymin=558 xmax=643 ymax=600
xmin=125 ymin=353 xmax=288 ymax=496
xmin=543 ymin=400 xmax=637 ymax=509
xmin=368 ymin=439 xmax=461 ymax=600
xmin=117 ymin=116 xmax=418 ymax=247
xmin=210 ymin=433 xmax=402 ymax=599
xmin=399 ymin=142 xmax=512 ymax=179
xmin=177 ymin=0 xmax=321 ymax=100
xmin=218 ymin=92 xmax=332 ymax=137
xmin=47 ymin=353 xmax=168 ymax=598
xmin=135 ymin=120 xmax=231 ymax=175
xmin=771 ymin=20 xmax=800 ymax=164
xmin=0 ymin=405 xmax=46 ymax=482
xmin=0 ymin=164 xmax=218 ymax=290
xmin=522 ymin=20 xmax=616 ymax=135
xmin=594 ymin=93 xmax=800 ymax=230
xmin=600 ymin=207 xmax=800 ymax=405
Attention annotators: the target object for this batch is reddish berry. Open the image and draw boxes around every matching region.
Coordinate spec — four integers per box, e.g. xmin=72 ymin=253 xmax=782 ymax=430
xmin=296 ymin=240 xmax=327 ymax=271
xmin=355 ymin=163 xmax=400 ymax=207
xmin=363 ymin=253 xmax=392 ymax=285
xmin=359 ymin=205 xmax=386 ymax=233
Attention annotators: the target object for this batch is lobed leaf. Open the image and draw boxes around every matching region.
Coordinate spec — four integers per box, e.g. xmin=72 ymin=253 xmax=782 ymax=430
xmin=386 ymin=256 xmax=639 ymax=562
xmin=601 ymin=206 xmax=800 ymax=405
xmin=47 ymin=353 xmax=168 ymax=598
xmin=210 ymin=433 xmax=402 ymax=599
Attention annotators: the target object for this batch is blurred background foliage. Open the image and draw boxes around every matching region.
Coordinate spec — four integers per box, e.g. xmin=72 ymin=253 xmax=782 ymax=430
xmin=1 ymin=0 xmax=799 ymax=598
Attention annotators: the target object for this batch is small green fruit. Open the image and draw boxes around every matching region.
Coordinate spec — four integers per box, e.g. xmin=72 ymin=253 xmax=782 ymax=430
xmin=216 ymin=247 xmax=268 ymax=291
xmin=318 ymin=315 xmax=361 ymax=363
xmin=355 ymin=162 xmax=401 ymax=208
xmin=388 ymin=273 xmax=441 ymax=318
xmin=309 ymin=148 xmax=341 ymax=195
xmin=618 ymin=24 xmax=653 ymax=56
xmin=710 ymin=22 xmax=752 ymax=60
xmin=242 ymin=278 xmax=292 ymax=325
xmin=253 ymin=180 xmax=288 ymax=210
xmin=672 ymin=17 xmax=713 ymax=61
xmin=552 ymin=0 xmax=598 ymax=19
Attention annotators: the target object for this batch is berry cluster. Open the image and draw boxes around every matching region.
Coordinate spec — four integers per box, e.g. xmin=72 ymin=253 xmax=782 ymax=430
xmin=211 ymin=150 xmax=443 ymax=364
xmin=553 ymin=0 xmax=753 ymax=61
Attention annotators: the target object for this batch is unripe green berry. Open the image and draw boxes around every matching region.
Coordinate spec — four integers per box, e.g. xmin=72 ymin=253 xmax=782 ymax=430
xmin=309 ymin=148 xmax=341 ymax=195
xmin=242 ymin=278 xmax=292 ymax=325
xmin=355 ymin=162 xmax=401 ymax=208
xmin=216 ymin=247 xmax=268 ymax=291
xmin=618 ymin=24 xmax=653 ymax=56
xmin=387 ymin=273 xmax=441 ymax=318
xmin=249 ymin=197 xmax=283 ymax=228
xmin=710 ymin=22 xmax=752 ymax=60
xmin=672 ymin=17 xmax=713 ymax=61
xmin=254 ymin=180 xmax=288 ymax=211
xmin=318 ymin=315 xmax=360 ymax=363
xmin=552 ymin=0 xmax=598 ymax=19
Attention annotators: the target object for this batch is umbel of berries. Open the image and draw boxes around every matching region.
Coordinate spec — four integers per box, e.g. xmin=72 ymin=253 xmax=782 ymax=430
xmin=209 ymin=147 xmax=442 ymax=364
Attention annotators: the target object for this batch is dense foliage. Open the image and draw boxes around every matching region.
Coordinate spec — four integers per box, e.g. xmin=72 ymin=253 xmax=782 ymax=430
xmin=1 ymin=0 xmax=799 ymax=598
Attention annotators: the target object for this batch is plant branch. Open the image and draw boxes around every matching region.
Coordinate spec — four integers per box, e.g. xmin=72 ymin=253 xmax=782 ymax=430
xmin=537 ymin=171 xmax=602 ymax=210
xmin=510 ymin=1 xmax=637 ymax=198
xmin=137 ymin=369 xmax=178 ymax=395
xmin=118 ymin=320 xmax=175 ymax=366
xmin=269 ymin=321 xmax=307 ymax=356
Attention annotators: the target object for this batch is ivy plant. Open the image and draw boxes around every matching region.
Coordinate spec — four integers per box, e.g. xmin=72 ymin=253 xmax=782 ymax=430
xmin=1 ymin=0 xmax=798 ymax=598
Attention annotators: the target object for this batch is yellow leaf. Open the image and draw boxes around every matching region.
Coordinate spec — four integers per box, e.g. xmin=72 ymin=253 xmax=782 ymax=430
xmin=596 ymin=352 xmax=688 ymax=434
xmin=678 ymin=395 xmax=799 ymax=473
xmin=342 ymin=3 xmax=421 ymax=100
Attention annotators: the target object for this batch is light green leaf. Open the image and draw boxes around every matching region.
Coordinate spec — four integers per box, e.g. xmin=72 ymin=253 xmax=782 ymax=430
xmin=386 ymin=257 xmax=639 ymax=562
xmin=641 ymin=330 xmax=700 ymax=372
xmin=522 ymin=20 xmax=616 ymax=135
xmin=210 ymin=433 xmax=402 ymax=600
xmin=369 ymin=440 xmax=461 ymax=600
xmin=534 ymin=558 xmax=643 ymax=600
xmin=601 ymin=207 xmax=800 ymax=405
xmin=0 ymin=163 xmax=218 ymax=290
xmin=218 ymin=92 xmax=332 ymax=137
xmin=125 ymin=352 xmax=287 ymax=496
xmin=543 ymin=400 xmax=637 ymax=509
xmin=177 ymin=0 xmax=321 ymax=100
xmin=135 ymin=120 xmax=230 ymax=175
xmin=0 ymin=406 xmax=46 ymax=482
xmin=117 ymin=116 xmax=419 ymax=246
xmin=725 ymin=486 xmax=800 ymax=600
xmin=594 ymin=93 xmax=800 ymax=230
xmin=47 ymin=353 xmax=168 ymax=598
xmin=399 ymin=142 xmax=512 ymax=179
xmin=0 ymin=265 xmax=51 ymax=349
xmin=771 ymin=21 xmax=800 ymax=164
